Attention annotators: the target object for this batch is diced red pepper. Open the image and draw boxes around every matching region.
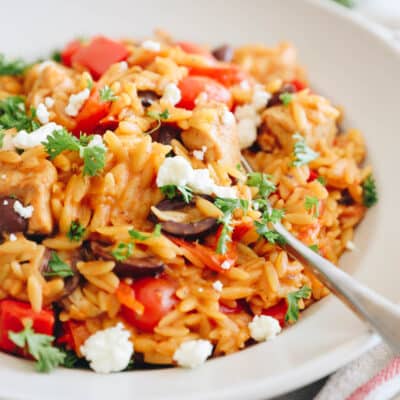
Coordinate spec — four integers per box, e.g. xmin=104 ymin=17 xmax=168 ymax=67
xmin=290 ymin=79 xmax=307 ymax=92
xmin=61 ymin=39 xmax=83 ymax=67
xmin=262 ymin=299 xmax=288 ymax=327
xmin=188 ymin=64 xmax=248 ymax=87
xmin=71 ymin=36 xmax=129 ymax=80
xmin=219 ymin=302 xmax=244 ymax=315
xmin=57 ymin=321 xmax=90 ymax=354
xmin=0 ymin=299 xmax=54 ymax=354
xmin=73 ymin=87 xmax=111 ymax=135
xmin=177 ymin=75 xmax=232 ymax=110
xmin=308 ymin=170 xmax=318 ymax=182
xmin=232 ymin=221 xmax=254 ymax=242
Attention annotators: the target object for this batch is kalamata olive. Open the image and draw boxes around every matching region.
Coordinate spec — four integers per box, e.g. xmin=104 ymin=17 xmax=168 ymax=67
xmin=338 ymin=189 xmax=355 ymax=206
xmin=212 ymin=44 xmax=234 ymax=62
xmin=138 ymin=90 xmax=160 ymax=108
xmin=149 ymin=198 xmax=218 ymax=239
xmin=150 ymin=125 xmax=181 ymax=145
xmin=89 ymin=241 xmax=165 ymax=278
xmin=267 ymin=83 xmax=296 ymax=107
xmin=0 ymin=196 xmax=29 ymax=233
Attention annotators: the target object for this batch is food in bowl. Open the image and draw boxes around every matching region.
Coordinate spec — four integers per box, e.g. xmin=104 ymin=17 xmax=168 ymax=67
xmin=0 ymin=33 xmax=377 ymax=373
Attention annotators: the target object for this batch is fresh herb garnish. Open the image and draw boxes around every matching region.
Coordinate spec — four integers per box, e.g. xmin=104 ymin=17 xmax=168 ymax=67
xmin=146 ymin=109 xmax=170 ymax=134
xmin=43 ymin=128 xmax=80 ymax=159
xmin=362 ymin=175 xmax=378 ymax=208
xmin=43 ymin=252 xmax=74 ymax=278
xmin=81 ymin=145 xmax=106 ymax=176
xmin=0 ymin=54 xmax=29 ymax=76
xmin=0 ymin=130 xmax=4 ymax=148
xmin=304 ymin=196 xmax=319 ymax=217
xmin=333 ymin=0 xmax=355 ymax=8
xmin=285 ymin=285 xmax=312 ymax=323
xmin=236 ymin=163 xmax=242 ymax=171
xmin=0 ymin=96 xmax=39 ymax=132
xmin=51 ymin=51 xmax=62 ymax=63
xmin=316 ymin=176 xmax=326 ymax=186
xmin=67 ymin=220 xmax=86 ymax=242
xmin=9 ymin=320 xmax=65 ymax=373
xmin=111 ymin=242 xmax=134 ymax=261
xmin=128 ymin=224 xmax=162 ymax=241
xmin=309 ymin=244 xmax=319 ymax=253
xmin=246 ymin=172 xmax=276 ymax=198
xmin=291 ymin=133 xmax=319 ymax=167
xmin=62 ymin=350 xmax=81 ymax=368
xmin=279 ymin=92 xmax=293 ymax=106
xmin=86 ymin=77 xmax=93 ymax=90
xmin=254 ymin=221 xmax=286 ymax=246
xmin=99 ymin=85 xmax=118 ymax=102
xmin=160 ymin=184 xmax=193 ymax=204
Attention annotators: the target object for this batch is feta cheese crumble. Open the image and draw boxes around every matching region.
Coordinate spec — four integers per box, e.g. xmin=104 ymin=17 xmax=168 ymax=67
xmin=221 ymin=109 xmax=235 ymax=126
xmin=36 ymin=103 xmax=49 ymax=124
xmin=141 ymin=40 xmax=161 ymax=52
xmin=3 ymin=200 xmax=8 ymax=205
xmin=220 ymin=260 xmax=231 ymax=270
xmin=119 ymin=61 xmax=128 ymax=71
xmin=212 ymin=280 xmax=223 ymax=292
xmin=13 ymin=200 xmax=34 ymax=219
xmin=248 ymin=315 xmax=281 ymax=342
xmin=44 ymin=97 xmax=54 ymax=108
xmin=345 ymin=241 xmax=356 ymax=251
xmin=9 ymin=233 xmax=17 ymax=242
xmin=156 ymin=156 xmax=237 ymax=198
xmin=12 ymin=122 xmax=62 ymax=150
xmin=80 ymin=323 xmax=133 ymax=374
xmin=65 ymin=88 xmax=90 ymax=117
xmin=161 ymin=83 xmax=181 ymax=106
xmin=193 ymin=146 xmax=207 ymax=161
xmin=173 ymin=339 xmax=213 ymax=368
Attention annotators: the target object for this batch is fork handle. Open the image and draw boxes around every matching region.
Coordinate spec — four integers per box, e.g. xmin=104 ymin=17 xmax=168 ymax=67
xmin=274 ymin=222 xmax=400 ymax=354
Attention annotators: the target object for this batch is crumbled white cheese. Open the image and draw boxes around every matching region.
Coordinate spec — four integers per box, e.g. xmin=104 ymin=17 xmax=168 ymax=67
xmin=193 ymin=146 xmax=207 ymax=161
xmin=80 ymin=323 xmax=133 ymax=374
xmin=12 ymin=122 xmax=62 ymax=150
xmin=36 ymin=103 xmax=49 ymax=124
xmin=13 ymin=200 xmax=33 ymax=219
xmin=239 ymin=80 xmax=251 ymax=90
xmin=212 ymin=280 xmax=223 ymax=292
xmin=44 ymin=97 xmax=54 ymax=108
xmin=162 ymin=83 xmax=181 ymax=106
xmin=237 ymin=118 xmax=258 ymax=150
xmin=3 ymin=200 xmax=8 ymax=205
xmin=141 ymin=40 xmax=161 ymax=52
xmin=88 ymin=134 xmax=106 ymax=150
xmin=248 ymin=315 xmax=281 ymax=342
xmin=345 ymin=241 xmax=356 ymax=251
xmin=65 ymin=88 xmax=90 ymax=117
xmin=119 ymin=61 xmax=128 ymax=71
xmin=156 ymin=156 xmax=237 ymax=199
xmin=220 ymin=260 xmax=231 ymax=270
xmin=252 ymin=85 xmax=271 ymax=111
xmin=173 ymin=339 xmax=213 ymax=368
xmin=9 ymin=233 xmax=17 ymax=242
xmin=194 ymin=92 xmax=209 ymax=106
xmin=221 ymin=109 xmax=235 ymax=126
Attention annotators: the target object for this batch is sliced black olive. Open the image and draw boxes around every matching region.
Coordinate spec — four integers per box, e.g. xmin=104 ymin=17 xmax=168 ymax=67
xmin=149 ymin=198 xmax=218 ymax=239
xmin=89 ymin=241 xmax=165 ymax=278
xmin=212 ymin=44 xmax=234 ymax=62
xmin=0 ymin=196 xmax=28 ymax=233
xmin=267 ymin=83 xmax=296 ymax=108
xmin=150 ymin=125 xmax=181 ymax=145
xmin=138 ymin=90 xmax=160 ymax=108
xmin=338 ymin=189 xmax=355 ymax=206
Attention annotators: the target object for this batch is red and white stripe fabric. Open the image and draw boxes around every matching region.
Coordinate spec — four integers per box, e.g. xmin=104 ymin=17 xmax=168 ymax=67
xmin=315 ymin=344 xmax=400 ymax=400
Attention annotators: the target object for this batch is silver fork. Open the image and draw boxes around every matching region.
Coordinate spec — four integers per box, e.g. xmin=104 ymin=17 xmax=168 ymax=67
xmin=240 ymin=155 xmax=400 ymax=353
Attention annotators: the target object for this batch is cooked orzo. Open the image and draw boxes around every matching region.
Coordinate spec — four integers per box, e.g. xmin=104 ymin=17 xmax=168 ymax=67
xmin=0 ymin=33 xmax=377 ymax=373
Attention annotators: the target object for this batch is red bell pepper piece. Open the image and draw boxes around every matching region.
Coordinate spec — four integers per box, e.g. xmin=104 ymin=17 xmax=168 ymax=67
xmin=61 ymin=39 xmax=83 ymax=67
xmin=0 ymin=299 xmax=54 ymax=354
xmin=308 ymin=170 xmax=318 ymax=182
xmin=71 ymin=36 xmax=128 ymax=80
xmin=290 ymin=79 xmax=307 ymax=92
xmin=57 ymin=321 xmax=90 ymax=354
xmin=262 ymin=299 xmax=288 ymax=327
xmin=232 ymin=221 xmax=254 ymax=242
xmin=188 ymin=64 xmax=248 ymax=87
xmin=177 ymin=75 xmax=232 ymax=110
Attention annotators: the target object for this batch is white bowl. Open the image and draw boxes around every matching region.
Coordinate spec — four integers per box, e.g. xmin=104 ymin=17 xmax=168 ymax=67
xmin=1 ymin=0 xmax=399 ymax=399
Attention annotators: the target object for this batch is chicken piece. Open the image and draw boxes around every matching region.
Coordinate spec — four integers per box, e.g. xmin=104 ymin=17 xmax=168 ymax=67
xmin=0 ymin=157 xmax=57 ymax=234
xmin=181 ymin=104 xmax=240 ymax=167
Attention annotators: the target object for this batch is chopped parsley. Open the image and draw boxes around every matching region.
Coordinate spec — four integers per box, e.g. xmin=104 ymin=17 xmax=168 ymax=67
xmin=0 ymin=130 xmax=4 ymax=148
xmin=304 ymin=196 xmax=319 ymax=217
xmin=0 ymin=96 xmax=39 ymax=132
xmin=308 ymin=244 xmax=319 ymax=254
xmin=254 ymin=221 xmax=286 ymax=246
xmin=291 ymin=133 xmax=319 ymax=167
xmin=99 ymin=85 xmax=118 ymax=102
xmin=279 ymin=92 xmax=293 ymax=106
xmin=67 ymin=220 xmax=86 ymax=242
xmin=111 ymin=242 xmax=134 ymax=261
xmin=316 ymin=176 xmax=326 ymax=186
xmin=246 ymin=172 xmax=276 ymax=198
xmin=160 ymin=184 xmax=193 ymax=204
xmin=81 ymin=145 xmax=106 ymax=177
xmin=214 ymin=198 xmax=249 ymax=254
xmin=362 ymin=175 xmax=378 ymax=208
xmin=62 ymin=350 xmax=82 ymax=368
xmin=128 ymin=224 xmax=161 ymax=241
xmin=285 ymin=285 xmax=312 ymax=323
xmin=43 ymin=128 xmax=80 ymax=159
xmin=146 ymin=109 xmax=170 ymax=134
xmin=9 ymin=320 xmax=65 ymax=373
xmin=236 ymin=163 xmax=242 ymax=171
xmin=0 ymin=54 xmax=29 ymax=76
xmin=43 ymin=252 xmax=74 ymax=278
xmin=51 ymin=51 xmax=62 ymax=63
xmin=86 ymin=77 xmax=93 ymax=90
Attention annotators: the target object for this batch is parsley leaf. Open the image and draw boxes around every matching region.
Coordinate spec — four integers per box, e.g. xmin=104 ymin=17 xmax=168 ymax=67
xmin=0 ymin=130 xmax=4 ymax=148
xmin=0 ymin=54 xmax=29 ymax=76
xmin=86 ymin=77 xmax=93 ymax=90
xmin=304 ymin=196 xmax=319 ymax=217
xmin=128 ymin=224 xmax=162 ymax=241
xmin=160 ymin=184 xmax=193 ymax=204
xmin=236 ymin=163 xmax=242 ymax=171
xmin=43 ymin=252 xmax=74 ymax=278
xmin=246 ymin=172 xmax=276 ymax=198
xmin=51 ymin=51 xmax=62 ymax=63
xmin=285 ymin=285 xmax=312 ymax=323
xmin=112 ymin=242 xmax=134 ymax=261
xmin=254 ymin=220 xmax=286 ymax=245
xmin=42 ymin=128 xmax=80 ymax=159
xmin=146 ymin=109 xmax=170 ymax=134
xmin=81 ymin=145 xmax=106 ymax=176
xmin=309 ymin=244 xmax=319 ymax=253
xmin=99 ymin=85 xmax=118 ymax=102
xmin=67 ymin=220 xmax=86 ymax=242
xmin=279 ymin=92 xmax=293 ymax=106
xmin=362 ymin=175 xmax=378 ymax=208
xmin=9 ymin=320 xmax=65 ymax=373
xmin=62 ymin=350 xmax=81 ymax=368
xmin=291 ymin=133 xmax=319 ymax=167
xmin=316 ymin=176 xmax=326 ymax=186
xmin=0 ymin=96 xmax=39 ymax=132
